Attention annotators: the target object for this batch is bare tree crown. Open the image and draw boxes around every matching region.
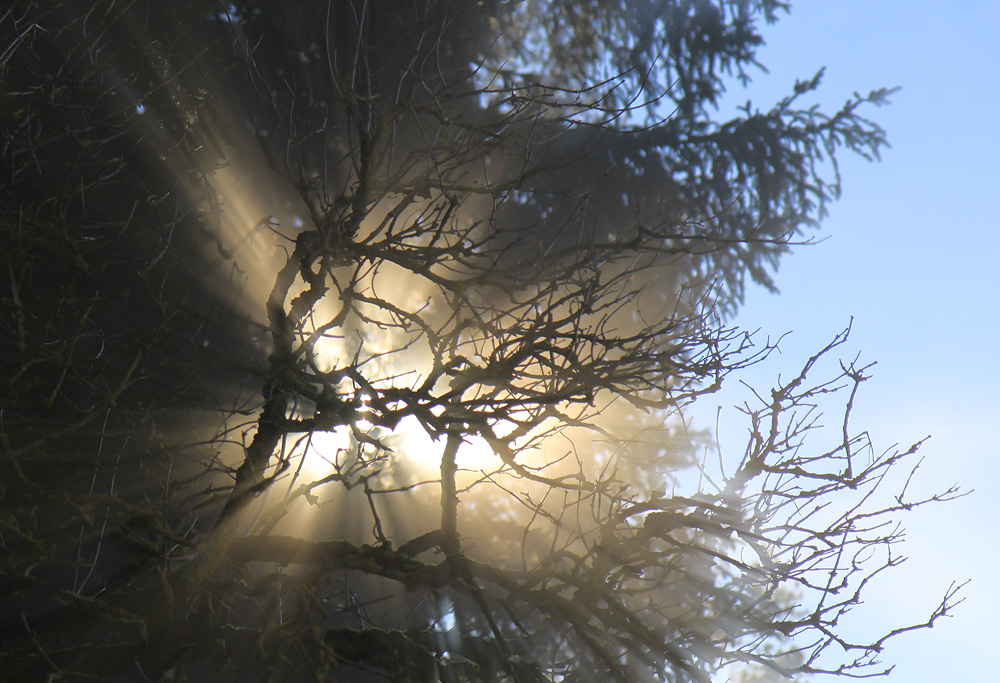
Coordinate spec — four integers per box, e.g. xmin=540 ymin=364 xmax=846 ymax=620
xmin=0 ymin=2 xmax=962 ymax=681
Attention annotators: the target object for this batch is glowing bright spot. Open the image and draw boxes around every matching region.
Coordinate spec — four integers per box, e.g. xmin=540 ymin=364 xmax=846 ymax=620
xmin=437 ymin=596 xmax=457 ymax=631
xmin=218 ymin=4 xmax=241 ymax=23
xmin=393 ymin=416 xmax=500 ymax=474
xmin=394 ymin=416 xmax=439 ymax=473
xmin=296 ymin=426 xmax=351 ymax=481
xmin=311 ymin=328 xmax=348 ymax=373
xmin=457 ymin=434 xmax=500 ymax=470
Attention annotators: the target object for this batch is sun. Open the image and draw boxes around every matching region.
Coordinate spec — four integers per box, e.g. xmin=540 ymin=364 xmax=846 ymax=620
xmin=288 ymin=426 xmax=352 ymax=486
xmin=391 ymin=416 xmax=501 ymax=475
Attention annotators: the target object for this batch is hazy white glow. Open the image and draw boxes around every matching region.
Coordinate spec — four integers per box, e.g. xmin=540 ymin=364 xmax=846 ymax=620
xmin=310 ymin=330 xmax=348 ymax=374
xmin=457 ymin=434 xmax=501 ymax=470
xmin=394 ymin=416 xmax=439 ymax=472
xmin=296 ymin=426 xmax=351 ymax=482
xmin=388 ymin=416 xmax=502 ymax=475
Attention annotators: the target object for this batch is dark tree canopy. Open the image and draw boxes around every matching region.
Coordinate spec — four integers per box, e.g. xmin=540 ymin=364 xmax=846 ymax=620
xmin=0 ymin=2 xmax=961 ymax=682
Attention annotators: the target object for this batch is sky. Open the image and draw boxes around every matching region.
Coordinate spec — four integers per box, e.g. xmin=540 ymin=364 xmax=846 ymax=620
xmin=701 ymin=2 xmax=999 ymax=679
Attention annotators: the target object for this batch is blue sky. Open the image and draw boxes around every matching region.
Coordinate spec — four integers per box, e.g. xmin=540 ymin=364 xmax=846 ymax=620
xmin=703 ymin=1 xmax=998 ymax=679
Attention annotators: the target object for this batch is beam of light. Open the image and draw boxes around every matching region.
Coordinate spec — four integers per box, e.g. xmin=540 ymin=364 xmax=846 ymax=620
xmin=99 ymin=15 xmax=778 ymax=680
